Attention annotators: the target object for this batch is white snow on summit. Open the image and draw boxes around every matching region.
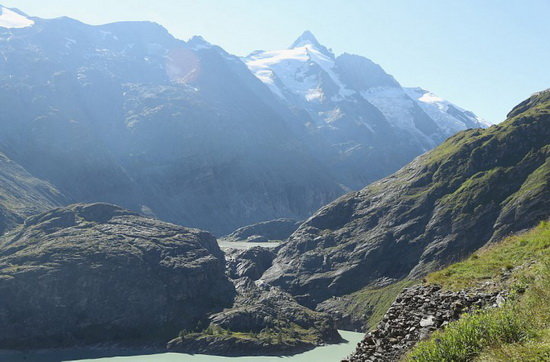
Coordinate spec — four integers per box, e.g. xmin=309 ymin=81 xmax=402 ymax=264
xmin=0 ymin=6 xmax=34 ymax=29
xmin=244 ymin=36 xmax=353 ymax=105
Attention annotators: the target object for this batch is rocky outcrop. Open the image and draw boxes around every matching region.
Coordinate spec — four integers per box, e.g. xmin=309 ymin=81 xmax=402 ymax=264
xmin=344 ymin=284 xmax=504 ymax=362
xmin=0 ymin=152 xmax=65 ymax=235
xmin=263 ymin=90 xmax=550 ymax=308
xmin=226 ymin=246 xmax=276 ymax=280
xmin=0 ymin=203 xmax=234 ymax=349
xmin=167 ymin=277 xmax=341 ymax=355
xmin=221 ymin=218 xmax=302 ymax=243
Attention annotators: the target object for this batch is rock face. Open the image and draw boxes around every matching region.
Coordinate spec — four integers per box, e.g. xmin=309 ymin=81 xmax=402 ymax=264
xmin=263 ymin=90 xmax=550 ymax=308
xmin=0 ymin=203 xmax=234 ymax=349
xmin=221 ymin=218 xmax=302 ymax=242
xmin=0 ymin=152 xmax=65 ymax=235
xmin=168 ymin=277 xmax=341 ymax=356
xmin=344 ymin=284 xmax=503 ymax=362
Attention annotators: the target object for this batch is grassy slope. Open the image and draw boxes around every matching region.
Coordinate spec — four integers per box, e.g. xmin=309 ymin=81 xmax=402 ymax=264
xmin=406 ymin=221 xmax=550 ymax=361
xmin=343 ymin=280 xmax=417 ymax=330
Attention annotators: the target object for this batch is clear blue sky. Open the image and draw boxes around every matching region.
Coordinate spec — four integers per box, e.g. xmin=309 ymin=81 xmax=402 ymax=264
xmin=3 ymin=0 xmax=549 ymax=123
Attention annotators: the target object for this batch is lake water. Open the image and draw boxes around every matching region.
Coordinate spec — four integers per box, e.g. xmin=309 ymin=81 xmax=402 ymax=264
xmin=0 ymin=331 xmax=362 ymax=362
xmin=216 ymin=240 xmax=281 ymax=250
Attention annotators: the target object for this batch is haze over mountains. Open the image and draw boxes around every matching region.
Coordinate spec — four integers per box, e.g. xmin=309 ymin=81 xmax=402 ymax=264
xmin=0 ymin=5 xmax=486 ymax=234
xmin=0 ymin=4 xmax=548 ymax=360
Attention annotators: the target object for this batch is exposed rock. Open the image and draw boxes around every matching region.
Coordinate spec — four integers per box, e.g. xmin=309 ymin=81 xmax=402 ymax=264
xmin=221 ymin=218 xmax=302 ymax=243
xmin=263 ymin=90 xmax=550 ymax=308
xmin=0 ymin=203 xmax=234 ymax=349
xmin=226 ymin=246 xmax=276 ymax=280
xmin=344 ymin=284 xmax=504 ymax=362
xmin=167 ymin=277 xmax=341 ymax=356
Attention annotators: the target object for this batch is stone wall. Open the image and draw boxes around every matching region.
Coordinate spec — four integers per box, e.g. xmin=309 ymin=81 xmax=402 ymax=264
xmin=344 ymin=284 xmax=505 ymax=361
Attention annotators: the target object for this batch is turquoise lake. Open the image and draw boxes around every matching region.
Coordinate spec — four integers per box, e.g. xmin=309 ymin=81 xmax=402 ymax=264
xmin=0 ymin=330 xmax=363 ymax=362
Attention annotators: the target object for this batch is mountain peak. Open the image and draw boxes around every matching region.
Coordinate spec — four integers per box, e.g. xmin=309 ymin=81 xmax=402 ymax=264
xmin=188 ymin=35 xmax=213 ymax=50
xmin=290 ymin=30 xmax=321 ymax=48
xmin=290 ymin=30 xmax=333 ymax=57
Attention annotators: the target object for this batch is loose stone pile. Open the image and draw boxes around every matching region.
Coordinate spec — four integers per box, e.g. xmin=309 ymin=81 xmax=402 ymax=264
xmin=344 ymin=284 xmax=505 ymax=362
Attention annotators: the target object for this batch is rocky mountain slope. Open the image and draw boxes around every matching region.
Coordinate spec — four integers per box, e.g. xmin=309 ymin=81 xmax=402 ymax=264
xmin=263 ymin=90 xmax=549 ymax=309
xmin=0 ymin=152 xmax=65 ymax=235
xmin=0 ymin=203 xmax=234 ymax=349
xmin=0 ymin=6 xmax=484 ymax=234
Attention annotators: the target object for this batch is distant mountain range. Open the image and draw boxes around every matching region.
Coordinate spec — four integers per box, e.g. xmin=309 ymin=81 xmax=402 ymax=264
xmin=0 ymin=5 xmax=486 ymax=234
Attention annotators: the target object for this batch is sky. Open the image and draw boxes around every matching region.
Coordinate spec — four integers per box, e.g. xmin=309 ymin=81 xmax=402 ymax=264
xmin=2 ymin=0 xmax=549 ymax=123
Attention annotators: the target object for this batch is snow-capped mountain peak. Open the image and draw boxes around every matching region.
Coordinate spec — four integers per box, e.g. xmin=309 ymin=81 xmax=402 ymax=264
xmin=0 ymin=6 xmax=34 ymax=29
xmin=244 ymin=33 xmax=486 ymax=150
xmin=290 ymin=30 xmax=333 ymax=57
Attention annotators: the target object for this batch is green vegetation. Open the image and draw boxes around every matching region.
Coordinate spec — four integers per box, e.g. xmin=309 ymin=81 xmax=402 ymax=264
xmin=504 ymin=155 xmax=549 ymax=204
xmin=406 ymin=222 xmax=550 ymax=361
xmin=426 ymin=221 xmax=550 ymax=290
xmin=178 ymin=322 xmax=322 ymax=346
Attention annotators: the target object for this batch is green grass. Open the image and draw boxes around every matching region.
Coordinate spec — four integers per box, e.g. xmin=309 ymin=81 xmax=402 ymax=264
xmin=406 ymin=222 xmax=550 ymax=361
xmin=426 ymin=221 xmax=550 ymax=290
xmin=504 ymin=154 xmax=550 ymax=204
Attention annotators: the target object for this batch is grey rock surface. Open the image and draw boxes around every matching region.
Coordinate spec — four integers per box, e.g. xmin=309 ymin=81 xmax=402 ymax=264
xmin=344 ymin=284 xmax=503 ymax=362
xmin=226 ymin=246 xmax=276 ymax=280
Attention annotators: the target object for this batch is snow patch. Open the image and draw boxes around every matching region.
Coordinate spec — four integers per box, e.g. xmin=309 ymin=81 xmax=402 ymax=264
xmin=405 ymin=87 xmax=489 ymax=131
xmin=0 ymin=6 xmax=34 ymax=29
